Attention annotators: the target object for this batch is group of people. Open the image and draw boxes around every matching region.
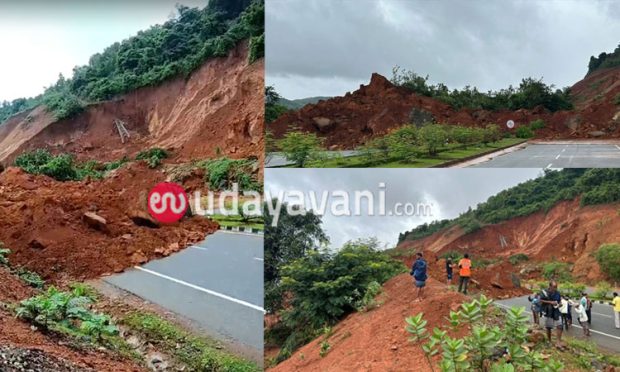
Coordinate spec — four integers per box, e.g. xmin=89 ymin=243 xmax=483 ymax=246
xmin=411 ymin=252 xmax=620 ymax=347
xmin=409 ymin=252 xmax=473 ymax=301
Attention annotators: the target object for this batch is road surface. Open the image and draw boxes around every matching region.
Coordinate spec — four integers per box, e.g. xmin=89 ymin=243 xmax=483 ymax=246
xmin=266 ymin=151 xmax=360 ymax=167
xmin=496 ymin=295 xmax=620 ymax=353
xmin=469 ymin=143 xmax=620 ymax=168
xmin=104 ymin=231 xmax=264 ymax=362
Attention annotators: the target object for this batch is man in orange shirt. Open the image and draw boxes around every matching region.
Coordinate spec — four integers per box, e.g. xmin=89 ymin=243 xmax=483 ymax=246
xmin=458 ymin=253 xmax=472 ymax=294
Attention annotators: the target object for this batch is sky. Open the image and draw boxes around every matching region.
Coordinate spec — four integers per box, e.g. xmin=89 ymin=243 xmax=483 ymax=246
xmin=265 ymin=168 xmax=543 ymax=249
xmin=266 ymin=0 xmax=620 ymax=99
xmin=0 ymin=0 xmax=207 ymax=103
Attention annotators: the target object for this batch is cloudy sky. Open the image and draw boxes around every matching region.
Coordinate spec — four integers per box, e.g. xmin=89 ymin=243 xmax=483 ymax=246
xmin=0 ymin=0 xmax=206 ymax=103
xmin=266 ymin=0 xmax=620 ymax=99
xmin=266 ymin=168 xmax=543 ymax=249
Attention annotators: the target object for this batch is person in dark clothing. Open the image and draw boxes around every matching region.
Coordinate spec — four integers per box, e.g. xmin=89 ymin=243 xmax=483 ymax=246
xmin=445 ymin=258 xmax=454 ymax=285
xmin=539 ymin=281 xmax=563 ymax=347
xmin=410 ymin=252 xmax=428 ymax=302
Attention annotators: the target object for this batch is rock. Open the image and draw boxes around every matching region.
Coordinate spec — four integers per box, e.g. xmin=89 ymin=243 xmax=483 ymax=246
xmin=408 ymin=107 xmax=435 ymax=127
xmin=565 ymin=115 xmax=581 ymax=131
xmin=28 ymin=238 xmax=49 ymax=250
xmin=510 ymin=273 xmax=521 ymax=288
xmin=588 ymin=130 xmax=605 ymax=137
xmin=128 ymin=209 xmax=160 ymax=228
xmin=82 ymin=212 xmax=108 ymax=233
xmin=130 ymin=251 xmax=148 ymax=265
xmin=312 ymin=117 xmax=335 ymax=130
xmin=121 ymin=234 xmax=133 ymax=240
xmin=390 ymin=345 xmax=398 ymax=351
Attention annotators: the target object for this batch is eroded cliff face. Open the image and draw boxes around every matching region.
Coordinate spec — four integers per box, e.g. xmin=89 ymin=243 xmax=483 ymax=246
xmin=270 ymin=68 xmax=620 ymax=149
xmin=0 ymin=40 xmax=264 ymax=165
xmin=398 ymin=198 xmax=620 ymax=283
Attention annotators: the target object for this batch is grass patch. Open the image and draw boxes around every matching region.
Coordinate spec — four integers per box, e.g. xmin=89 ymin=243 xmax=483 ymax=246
xmin=121 ymin=312 xmax=259 ymax=372
xmin=209 ymin=214 xmax=264 ymax=231
xmin=307 ymin=138 xmax=525 ymax=168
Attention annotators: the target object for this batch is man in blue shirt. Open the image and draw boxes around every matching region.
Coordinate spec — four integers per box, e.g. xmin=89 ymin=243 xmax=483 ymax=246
xmin=539 ymin=280 xmax=563 ymax=347
xmin=410 ymin=252 xmax=428 ymax=302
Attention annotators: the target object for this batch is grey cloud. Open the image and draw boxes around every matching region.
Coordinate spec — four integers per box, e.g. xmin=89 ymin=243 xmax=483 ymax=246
xmin=265 ymin=168 xmax=543 ymax=249
xmin=266 ymin=0 xmax=620 ymax=99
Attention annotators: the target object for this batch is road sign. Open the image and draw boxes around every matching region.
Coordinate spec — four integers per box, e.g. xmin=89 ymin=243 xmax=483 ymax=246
xmin=506 ymin=120 xmax=515 ymax=129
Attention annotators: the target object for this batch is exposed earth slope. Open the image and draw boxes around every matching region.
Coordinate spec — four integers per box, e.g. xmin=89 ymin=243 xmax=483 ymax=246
xmin=270 ymin=67 xmax=620 ymax=149
xmin=0 ymin=41 xmax=264 ymax=166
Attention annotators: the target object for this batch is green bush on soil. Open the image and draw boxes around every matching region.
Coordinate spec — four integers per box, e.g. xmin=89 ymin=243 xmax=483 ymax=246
xmin=13 ymin=149 xmax=121 ymax=181
xmin=274 ymin=239 xmax=405 ymax=362
xmin=542 ymin=262 xmax=572 ymax=282
xmin=516 ymin=126 xmax=534 ymax=139
xmin=595 ymin=243 xmax=620 ymax=281
xmin=201 ymin=157 xmax=261 ymax=191
xmin=529 ymin=119 xmax=545 ymax=131
xmin=135 ymin=148 xmax=168 ymax=168
xmin=508 ymin=253 xmax=529 ymax=265
xmin=0 ymin=242 xmax=10 ymax=266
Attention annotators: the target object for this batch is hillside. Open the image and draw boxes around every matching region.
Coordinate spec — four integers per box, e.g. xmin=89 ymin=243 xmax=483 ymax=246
xmin=269 ymin=47 xmax=620 ymax=149
xmin=278 ymin=96 xmax=332 ymax=110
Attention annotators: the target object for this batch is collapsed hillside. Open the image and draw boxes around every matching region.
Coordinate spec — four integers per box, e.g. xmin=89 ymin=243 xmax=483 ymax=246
xmin=0 ymin=41 xmax=264 ymax=166
xmin=0 ymin=165 xmax=218 ymax=282
xmin=397 ymin=198 xmax=620 ymax=284
xmin=270 ymin=67 xmax=620 ymax=149
xmin=269 ymin=277 xmax=468 ymax=372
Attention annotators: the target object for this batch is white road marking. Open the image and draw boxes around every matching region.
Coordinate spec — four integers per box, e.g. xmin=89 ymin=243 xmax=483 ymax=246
xmin=134 ymin=266 xmax=266 ymax=313
xmin=555 ymin=154 xmax=561 ymax=160
xmin=253 ymin=257 xmax=264 ymax=262
xmin=190 ymin=246 xmax=209 ymax=252
xmin=217 ymin=230 xmax=263 ymax=238
xmin=615 ymin=145 xmax=620 ymax=151
xmin=546 ymin=163 xmax=553 ymax=169
xmin=495 ymin=303 xmax=620 ymax=340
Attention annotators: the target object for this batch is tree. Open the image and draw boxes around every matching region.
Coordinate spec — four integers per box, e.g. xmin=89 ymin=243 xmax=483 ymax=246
xmin=595 ymin=243 xmax=620 ymax=281
xmin=264 ymin=200 xmax=328 ymax=312
xmin=418 ymin=124 xmax=447 ymax=156
xmin=277 ymin=130 xmax=324 ymax=167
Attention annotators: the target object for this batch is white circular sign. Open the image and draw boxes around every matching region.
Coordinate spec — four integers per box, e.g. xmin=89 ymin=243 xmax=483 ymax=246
xmin=506 ymin=120 xmax=515 ymax=129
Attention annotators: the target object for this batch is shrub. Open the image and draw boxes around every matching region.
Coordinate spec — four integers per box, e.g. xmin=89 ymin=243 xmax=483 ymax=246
xmin=201 ymin=157 xmax=260 ymax=191
xmin=277 ymin=130 xmax=324 ymax=167
xmin=508 ymin=253 xmax=529 ymax=265
xmin=542 ymin=262 xmax=572 ymax=281
xmin=558 ymin=282 xmax=586 ymax=299
xmin=418 ymin=124 xmax=447 ymax=156
xmin=595 ymin=243 xmax=620 ymax=281
xmin=16 ymin=268 xmax=45 ymax=289
xmin=354 ymin=281 xmax=383 ymax=312
xmin=0 ymin=243 xmax=10 ymax=266
xmin=529 ymin=119 xmax=545 ymax=131
xmin=593 ymin=281 xmax=612 ymax=300
xmin=135 ymin=148 xmax=168 ymax=168
xmin=515 ymin=126 xmax=534 ymax=139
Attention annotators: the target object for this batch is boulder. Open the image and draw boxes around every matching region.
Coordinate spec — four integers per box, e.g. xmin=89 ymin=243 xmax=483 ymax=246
xmin=83 ymin=212 xmax=108 ymax=233
xmin=128 ymin=209 xmax=160 ymax=228
xmin=312 ymin=116 xmax=335 ymax=131
xmin=408 ymin=108 xmax=435 ymax=127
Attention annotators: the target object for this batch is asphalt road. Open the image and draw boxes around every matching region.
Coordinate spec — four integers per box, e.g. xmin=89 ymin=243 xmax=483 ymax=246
xmin=266 ymin=151 xmax=360 ymax=167
xmin=104 ymin=231 xmax=264 ymax=362
xmin=496 ymin=295 xmax=620 ymax=353
xmin=470 ymin=143 xmax=620 ymax=168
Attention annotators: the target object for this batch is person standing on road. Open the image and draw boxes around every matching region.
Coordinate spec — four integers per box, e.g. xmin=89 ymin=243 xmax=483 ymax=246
xmin=410 ymin=252 xmax=428 ymax=302
xmin=445 ymin=258 xmax=454 ymax=285
xmin=540 ymin=281 xmax=563 ymax=347
xmin=457 ymin=253 xmax=472 ymax=294
xmin=613 ymin=292 xmax=620 ymax=329
xmin=580 ymin=292 xmax=593 ymax=325
xmin=528 ymin=293 xmax=542 ymax=326
xmin=559 ymin=296 xmax=570 ymax=330
xmin=574 ymin=302 xmax=591 ymax=337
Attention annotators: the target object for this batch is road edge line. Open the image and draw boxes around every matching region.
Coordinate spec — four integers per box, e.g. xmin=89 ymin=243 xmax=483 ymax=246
xmin=133 ymin=266 xmax=265 ymax=313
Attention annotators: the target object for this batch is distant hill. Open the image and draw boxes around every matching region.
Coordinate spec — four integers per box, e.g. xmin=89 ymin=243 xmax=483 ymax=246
xmin=587 ymin=43 xmax=620 ymax=75
xmin=278 ymin=96 xmax=332 ymax=110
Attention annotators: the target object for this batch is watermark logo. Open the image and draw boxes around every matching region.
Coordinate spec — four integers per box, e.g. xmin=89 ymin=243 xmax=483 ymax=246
xmin=148 ymin=182 xmax=188 ymax=224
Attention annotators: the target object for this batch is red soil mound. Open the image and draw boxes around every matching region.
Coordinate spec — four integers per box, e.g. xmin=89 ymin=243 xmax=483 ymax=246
xmin=269 ymin=276 xmax=467 ymax=372
xmin=0 ymin=266 xmax=35 ymax=302
xmin=397 ymin=199 xmax=620 ymax=284
xmin=270 ymin=69 xmax=620 ymax=149
xmin=0 ymin=40 xmax=264 ymax=166
xmin=0 ymin=165 xmax=218 ymax=282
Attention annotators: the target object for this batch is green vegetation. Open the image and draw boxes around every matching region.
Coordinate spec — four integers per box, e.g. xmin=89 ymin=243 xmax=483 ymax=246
xmin=400 ymin=169 xmax=620 ymax=243
xmin=593 ymin=281 xmax=612 ymax=300
xmin=122 ymin=312 xmax=259 ymax=372
xmin=529 ymin=119 xmax=545 ymax=131
xmin=562 ymin=337 xmax=620 ymax=370
xmin=0 ymin=0 xmax=264 ymax=124
xmin=541 ymin=262 xmax=572 ymax=282
xmin=15 ymin=268 xmax=45 ymax=289
xmin=264 ymin=201 xmax=329 ymax=313
xmin=135 ymin=148 xmax=168 ymax=168
xmin=265 ymin=86 xmax=289 ymax=123
xmin=516 ymin=125 xmax=534 ymax=139
xmin=0 ymin=243 xmax=9 ymax=266
xmin=14 ymin=149 xmax=131 ymax=181
xmin=276 ymin=130 xmax=325 ymax=167
xmin=200 ymin=157 xmax=261 ymax=192
xmin=508 ymin=253 xmax=529 ymax=265
xmin=269 ymin=238 xmax=404 ymax=363
xmin=16 ymin=286 xmax=119 ymax=342
xmin=587 ymin=44 xmax=620 ymax=74
xmin=209 ymin=213 xmax=263 ymax=230
xmin=615 ymin=93 xmax=620 ymax=105
xmin=406 ymin=296 xmax=564 ymax=371
xmin=354 ymin=281 xmax=383 ymax=312
xmin=392 ymin=66 xmax=573 ymax=112
xmin=595 ymin=243 xmax=620 ymax=281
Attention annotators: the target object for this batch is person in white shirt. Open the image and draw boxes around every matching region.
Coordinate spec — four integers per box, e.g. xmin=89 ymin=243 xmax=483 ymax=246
xmin=558 ymin=297 xmax=570 ymax=330
xmin=574 ymin=303 xmax=590 ymax=336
